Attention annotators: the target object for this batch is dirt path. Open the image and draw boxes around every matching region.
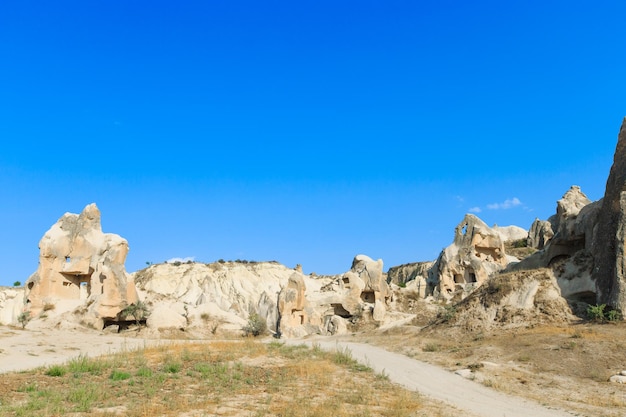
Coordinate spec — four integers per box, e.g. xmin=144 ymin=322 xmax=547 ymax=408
xmin=293 ymin=339 xmax=576 ymax=417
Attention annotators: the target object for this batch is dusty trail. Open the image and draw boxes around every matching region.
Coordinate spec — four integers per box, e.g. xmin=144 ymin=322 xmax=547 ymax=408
xmin=292 ymin=339 xmax=575 ymax=417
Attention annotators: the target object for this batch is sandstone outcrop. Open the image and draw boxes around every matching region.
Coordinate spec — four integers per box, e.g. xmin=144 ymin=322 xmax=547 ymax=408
xmin=387 ymin=261 xmax=433 ymax=297
xmin=503 ymin=119 xmax=626 ymax=317
xmin=493 ymin=225 xmax=528 ymax=243
xmin=528 ymin=219 xmax=554 ymax=250
xmin=593 ymin=117 xmax=626 ymax=312
xmin=132 ymin=254 xmax=393 ymax=338
xmin=427 ymin=214 xmax=511 ymax=299
xmin=23 ymin=204 xmax=138 ymax=328
xmin=507 ymin=186 xmax=600 ymax=308
xmin=0 ymin=287 xmax=25 ymax=325
xmin=134 ymin=261 xmax=289 ymax=335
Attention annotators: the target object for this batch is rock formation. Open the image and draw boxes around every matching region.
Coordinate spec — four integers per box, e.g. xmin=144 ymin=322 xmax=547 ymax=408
xmin=133 ymin=254 xmax=393 ymax=338
xmin=134 ymin=261 xmax=289 ymax=335
xmin=427 ymin=214 xmax=510 ymax=299
xmin=387 ymin=261 xmax=433 ymax=296
xmin=507 ymin=186 xmax=599 ymax=307
xmin=277 ymin=273 xmax=311 ymax=338
xmin=505 ymin=119 xmax=626 ymax=317
xmin=593 ymin=117 xmax=626 ymax=312
xmin=24 ymin=204 xmax=138 ymax=328
xmin=431 ymin=268 xmax=572 ymax=333
xmin=528 ymin=219 xmax=554 ymax=250
xmin=0 ymin=287 xmax=25 ymax=325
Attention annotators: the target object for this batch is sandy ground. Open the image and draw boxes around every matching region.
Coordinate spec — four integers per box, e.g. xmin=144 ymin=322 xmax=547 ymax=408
xmin=1 ymin=326 xmax=578 ymax=417
xmin=0 ymin=326 xmax=155 ymax=373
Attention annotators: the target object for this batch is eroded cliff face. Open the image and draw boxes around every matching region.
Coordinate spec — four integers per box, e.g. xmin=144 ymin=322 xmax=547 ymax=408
xmin=24 ymin=204 xmax=138 ymax=327
xmin=593 ymin=117 xmax=626 ymax=312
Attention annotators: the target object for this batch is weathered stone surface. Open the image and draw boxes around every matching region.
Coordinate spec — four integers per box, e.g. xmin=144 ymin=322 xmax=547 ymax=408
xmin=23 ymin=204 xmax=138 ymax=327
xmin=0 ymin=288 xmax=25 ymax=325
xmin=593 ymin=118 xmax=626 ymax=312
xmin=387 ymin=261 xmax=433 ymax=297
xmin=441 ymin=268 xmax=572 ymax=332
xmin=493 ymin=225 xmax=528 ymax=243
xmin=344 ymin=254 xmax=391 ymax=321
xmin=427 ymin=214 xmax=510 ymax=299
xmin=147 ymin=303 xmax=187 ymax=330
xmin=528 ymin=219 xmax=554 ymax=250
xmin=277 ymin=273 xmax=309 ymax=338
xmin=135 ymin=261 xmax=288 ymax=335
xmin=508 ymin=186 xmax=601 ymax=308
xmin=551 ymin=186 xmax=592 ymax=239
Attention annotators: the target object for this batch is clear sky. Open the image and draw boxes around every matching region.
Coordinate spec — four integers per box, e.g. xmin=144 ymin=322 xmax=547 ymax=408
xmin=1 ymin=1 xmax=625 ymax=286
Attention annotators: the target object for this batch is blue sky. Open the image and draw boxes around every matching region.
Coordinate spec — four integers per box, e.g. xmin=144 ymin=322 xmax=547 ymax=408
xmin=0 ymin=1 xmax=624 ymax=286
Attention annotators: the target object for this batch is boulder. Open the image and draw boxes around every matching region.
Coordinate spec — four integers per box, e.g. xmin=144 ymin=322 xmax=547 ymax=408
xmin=23 ymin=204 xmax=138 ymax=328
xmin=593 ymin=117 xmax=626 ymax=312
xmin=609 ymin=375 xmax=626 ymax=384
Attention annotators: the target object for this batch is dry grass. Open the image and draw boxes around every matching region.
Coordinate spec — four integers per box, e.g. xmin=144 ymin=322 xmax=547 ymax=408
xmin=0 ymin=338 xmax=436 ymax=417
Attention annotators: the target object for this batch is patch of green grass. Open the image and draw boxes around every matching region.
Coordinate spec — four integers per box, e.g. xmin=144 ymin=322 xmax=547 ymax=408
xmin=44 ymin=365 xmax=67 ymax=377
xmin=109 ymin=369 xmax=131 ymax=381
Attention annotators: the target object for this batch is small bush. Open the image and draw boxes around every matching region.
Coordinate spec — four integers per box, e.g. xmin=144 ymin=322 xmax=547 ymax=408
xmin=17 ymin=311 xmax=30 ymax=329
xmin=607 ymin=309 xmax=623 ymax=322
xmin=136 ymin=366 xmax=152 ymax=377
xmin=120 ymin=301 xmax=150 ymax=325
xmin=587 ymin=304 xmax=607 ymax=322
xmin=423 ymin=343 xmax=441 ymax=352
xmin=163 ymin=362 xmax=182 ymax=373
xmin=243 ymin=313 xmax=267 ymax=337
xmin=45 ymin=365 xmax=67 ymax=377
xmin=109 ymin=370 xmax=131 ymax=381
xmin=438 ymin=305 xmax=457 ymax=323
xmin=13 ymin=281 xmax=21 ymax=287
xmin=511 ymin=239 xmax=528 ymax=248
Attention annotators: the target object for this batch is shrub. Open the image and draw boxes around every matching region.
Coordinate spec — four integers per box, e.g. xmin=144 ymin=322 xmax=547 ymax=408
xmin=242 ymin=313 xmax=267 ymax=337
xmin=13 ymin=281 xmax=21 ymax=287
xmin=17 ymin=311 xmax=30 ymax=329
xmin=587 ymin=304 xmax=607 ymax=322
xmin=423 ymin=343 xmax=441 ymax=352
xmin=438 ymin=305 xmax=457 ymax=323
xmin=120 ymin=301 xmax=150 ymax=325
xmin=109 ymin=370 xmax=131 ymax=381
xmin=607 ymin=309 xmax=623 ymax=322
xmin=45 ymin=365 xmax=67 ymax=377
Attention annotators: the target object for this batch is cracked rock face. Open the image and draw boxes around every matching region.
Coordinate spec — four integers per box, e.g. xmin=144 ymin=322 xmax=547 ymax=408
xmin=24 ymin=204 xmax=138 ymax=327
xmin=593 ymin=117 xmax=626 ymax=312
